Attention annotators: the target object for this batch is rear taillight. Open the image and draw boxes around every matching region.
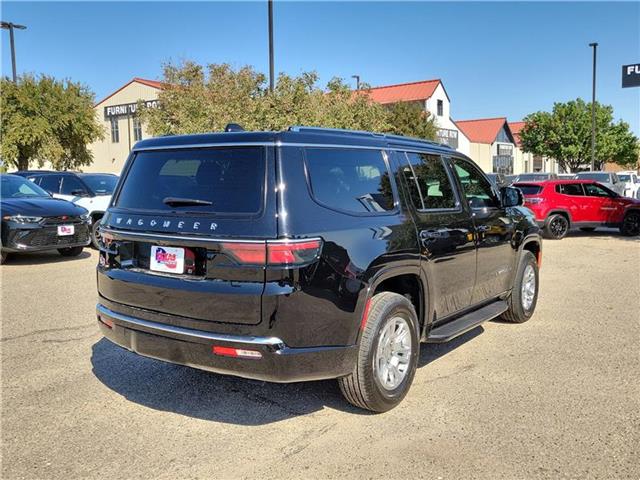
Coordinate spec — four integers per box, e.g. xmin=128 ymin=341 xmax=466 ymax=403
xmin=525 ymin=197 xmax=543 ymax=204
xmin=220 ymin=239 xmax=322 ymax=266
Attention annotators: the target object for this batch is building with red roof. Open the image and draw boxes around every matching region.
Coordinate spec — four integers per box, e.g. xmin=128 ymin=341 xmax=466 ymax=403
xmin=86 ymin=77 xmax=163 ymax=173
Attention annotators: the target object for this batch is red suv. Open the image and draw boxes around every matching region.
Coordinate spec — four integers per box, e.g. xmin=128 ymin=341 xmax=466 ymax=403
xmin=514 ymin=180 xmax=640 ymax=239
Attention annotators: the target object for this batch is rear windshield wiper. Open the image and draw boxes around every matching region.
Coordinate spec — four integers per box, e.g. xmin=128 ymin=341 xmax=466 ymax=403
xmin=163 ymin=197 xmax=213 ymax=207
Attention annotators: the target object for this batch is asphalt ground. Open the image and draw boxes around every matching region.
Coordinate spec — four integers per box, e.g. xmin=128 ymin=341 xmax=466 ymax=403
xmin=1 ymin=230 xmax=639 ymax=479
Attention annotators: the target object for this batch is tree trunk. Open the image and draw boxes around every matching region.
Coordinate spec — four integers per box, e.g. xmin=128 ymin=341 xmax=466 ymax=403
xmin=16 ymin=150 xmax=30 ymax=171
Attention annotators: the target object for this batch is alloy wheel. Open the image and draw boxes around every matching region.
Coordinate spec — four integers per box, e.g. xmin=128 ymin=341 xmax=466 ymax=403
xmin=374 ymin=316 xmax=412 ymax=391
xmin=521 ymin=264 xmax=536 ymax=311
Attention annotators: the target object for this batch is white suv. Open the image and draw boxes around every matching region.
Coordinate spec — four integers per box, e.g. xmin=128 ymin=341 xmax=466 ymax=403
xmin=15 ymin=171 xmax=118 ymax=248
xmin=617 ymin=171 xmax=640 ymax=199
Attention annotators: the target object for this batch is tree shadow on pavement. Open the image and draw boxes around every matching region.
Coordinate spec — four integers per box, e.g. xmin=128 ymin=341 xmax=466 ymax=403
xmin=91 ymin=326 xmax=484 ymax=425
xmin=566 ymin=229 xmax=640 ymax=242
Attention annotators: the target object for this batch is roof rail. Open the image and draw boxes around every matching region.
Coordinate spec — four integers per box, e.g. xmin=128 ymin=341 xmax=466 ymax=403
xmin=288 ymin=126 xmax=452 ymax=150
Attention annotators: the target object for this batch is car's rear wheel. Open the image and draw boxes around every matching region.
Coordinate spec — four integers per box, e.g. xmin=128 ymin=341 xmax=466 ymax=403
xmin=91 ymin=218 xmax=102 ymax=249
xmin=620 ymin=211 xmax=640 ymax=236
xmin=501 ymin=251 xmax=539 ymax=323
xmin=338 ymin=292 xmax=419 ymax=413
xmin=544 ymin=214 xmax=569 ymax=240
xmin=58 ymin=246 xmax=84 ymax=257
xmin=579 ymin=227 xmax=596 ymax=232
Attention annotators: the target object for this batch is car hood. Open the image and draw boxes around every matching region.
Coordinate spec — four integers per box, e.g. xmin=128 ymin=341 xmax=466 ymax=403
xmin=1 ymin=197 xmax=88 ymax=217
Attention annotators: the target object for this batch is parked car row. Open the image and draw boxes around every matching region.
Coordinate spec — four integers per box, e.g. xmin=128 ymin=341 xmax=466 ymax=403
xmin=513 ymin=179 xmax=640 ymax=239
xmin=0 ymin=170 xmax=118 ymax=264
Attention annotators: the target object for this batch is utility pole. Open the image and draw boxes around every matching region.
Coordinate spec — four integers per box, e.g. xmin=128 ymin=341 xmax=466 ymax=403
xmin=0 ymin=21 xmax=27 ymax=82
xmin=352 ymin=75 xmax=361 ymax=90
xmin=589 ymin=42 xmax=598 ymax=171
xmin=268 ymin=0 xmax=274 ymax=92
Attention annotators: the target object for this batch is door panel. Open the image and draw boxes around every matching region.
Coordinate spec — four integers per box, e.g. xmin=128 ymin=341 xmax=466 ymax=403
xmin=451 ymin=158 xmax=516 ymax=304
xmin=396 ymin=151 xmax=476 ymax=318
xmin=583 ymin=183 xmax=619 ymax=223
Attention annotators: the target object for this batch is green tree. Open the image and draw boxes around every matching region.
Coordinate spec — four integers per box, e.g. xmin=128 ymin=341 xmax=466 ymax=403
xmin=519 ymin=98 xmax=639 ymax=172
xmin=0 ymin=74 xmax=103 ymax=171
xmin=141 ymin=61 xmax=436 ymax=141
xmin=385 ymin=101 xmax=438 ymax=140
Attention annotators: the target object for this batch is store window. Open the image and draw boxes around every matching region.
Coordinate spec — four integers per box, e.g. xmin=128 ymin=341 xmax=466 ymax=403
xmin=110 ymin=118 xmax=120 ymax=143
xmin=437 ymin=99 xmax=444 ymax=117
xmin=133 ymin=117 xmax=143 ymax=142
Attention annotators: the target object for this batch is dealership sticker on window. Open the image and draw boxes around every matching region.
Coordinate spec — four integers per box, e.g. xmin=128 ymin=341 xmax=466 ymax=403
xmin=57 ymin=225 xmax=75 ymax=236
xmin=150 ymin=246 xmax=185 ymax=274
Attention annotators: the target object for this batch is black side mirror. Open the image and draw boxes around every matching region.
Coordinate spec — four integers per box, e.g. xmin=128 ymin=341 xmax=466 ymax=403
xmin=501 ymin=186 xmax=523 ymax=207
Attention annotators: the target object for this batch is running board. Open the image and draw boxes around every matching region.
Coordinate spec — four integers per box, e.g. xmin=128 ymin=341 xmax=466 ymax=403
xmin=426 ymin=301 xmax=508 ymax=343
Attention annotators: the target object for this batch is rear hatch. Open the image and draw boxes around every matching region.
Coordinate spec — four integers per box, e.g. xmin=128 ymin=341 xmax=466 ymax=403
xmin=514 ymin=183 xmax=544 ymax=207
xmin=98 ymin=146 xmax=277 ymax=326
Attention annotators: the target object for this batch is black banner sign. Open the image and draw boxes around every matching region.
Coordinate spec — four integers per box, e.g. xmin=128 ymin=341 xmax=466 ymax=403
xmin=622 ymin=64 xmax=640 ymax=88
xmin=104 ymin=100 xmax=159 ymax=119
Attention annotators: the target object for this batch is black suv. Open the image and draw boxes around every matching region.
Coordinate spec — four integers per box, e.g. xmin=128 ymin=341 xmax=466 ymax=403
xmin=96 ymin=127 xmax=542 ymax=412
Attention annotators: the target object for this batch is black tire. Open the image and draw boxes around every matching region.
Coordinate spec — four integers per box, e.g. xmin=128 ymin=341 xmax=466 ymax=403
xmin=579 ymin=227 xmax=596 ymax=232
xmin=58 ymin=246 xmax=84 ymax=257
xmin=501 ymin=251 xmax=539 ymax=323
xmin=91 ymin=218 xmax=102 ymax=249
xmin=544 ymin=214 xmax=569 ymax=240
xmin=338 ymin=292 xmax=420 ymax=413
xmin=620 ymin=211 xmax=640 ymax=236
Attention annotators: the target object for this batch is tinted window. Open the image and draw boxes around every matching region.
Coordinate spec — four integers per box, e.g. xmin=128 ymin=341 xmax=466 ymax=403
xmin=453 ymin=159 xmax=499 ymax=209
xmin=402 ymin=152 xmax=456 ymax=210
xmin=38 ymin=175 xmax=61 ymax=194
xmin=1 ymin=175 xmax=50 ymax=198
xmin=305 ymin=148 xmax=394 ymax=214
xmin=556 ymin=183 xmax=584 ymax=196
xmin=515 ymin=184 xmax=543 ymax=195
xmin=60 ymin=176 xmax=89 ymax=196
xmin=116 ymin=147 xmax=265 ymax=214
xmin=80 ymin=174 xmax=118 ymax=195
xmin=584 ymin=183 xmax=614 ymax=197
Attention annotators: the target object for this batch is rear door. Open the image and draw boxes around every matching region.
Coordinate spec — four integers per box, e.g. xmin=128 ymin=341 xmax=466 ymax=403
xmin=98 ymin=146 xmax=278 ymax=327
xmin=555 ymin=182 xmax=587 ymax=222
xmin=398 ymin=151 xmax=476 ymax=318
xmin=451 ymin=157 xmax=517 ymax=304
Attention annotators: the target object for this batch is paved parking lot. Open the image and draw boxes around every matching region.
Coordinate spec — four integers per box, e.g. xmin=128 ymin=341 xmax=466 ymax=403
xmin=2 ymin=231 xmax=639 ymax=479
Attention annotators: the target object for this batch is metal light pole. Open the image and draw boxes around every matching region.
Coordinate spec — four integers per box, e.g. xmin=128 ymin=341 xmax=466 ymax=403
xmin=268 ymin=0 xmax=274 ymax=92
xmin=589 ymin=42 xmax=598 ymax=171
xmin=1 ymin=21 xmax=27 ymax=82
xmin=352 ymin=75 xmax=360 ymax=90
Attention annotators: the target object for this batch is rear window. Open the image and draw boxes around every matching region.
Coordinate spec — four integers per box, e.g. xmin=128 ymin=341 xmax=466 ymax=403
xmin=514 ymin=184 xmax=543 ymax=195
xmin=575 ymin=173 xmax=609 ymax=182
xmin=305 ymin=148 xmax=394 ymax=214
xmin=115 ymin=147 xmax=265 ymax=214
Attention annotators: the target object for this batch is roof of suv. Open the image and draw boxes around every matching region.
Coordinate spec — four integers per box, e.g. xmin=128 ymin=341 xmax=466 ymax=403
xmin=132 ymin=126 xmax=456 ymax=155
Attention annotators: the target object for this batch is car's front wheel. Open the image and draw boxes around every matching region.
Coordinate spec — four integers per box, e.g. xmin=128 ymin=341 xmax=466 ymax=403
xmin=544 ymin=214 xmax=569 ymax=240
xmin=501 ymin=251 xmax=539 ymax=323
xmin=338 ymin=292 xmax=419 ymax=413
xmin=91 ymin=218 xmax=102 ymax=249
xmin=58 ymin=246 xmax=84 ymax=257
xmin=620 ymin=211 xmax=640 ymax=236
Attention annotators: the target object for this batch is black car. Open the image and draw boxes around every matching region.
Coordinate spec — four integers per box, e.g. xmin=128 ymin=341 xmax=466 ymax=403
xmin=1 ymin=174 xmax=91 ymax=263
xmin=96 ymin=126 xmax=542 ymax=412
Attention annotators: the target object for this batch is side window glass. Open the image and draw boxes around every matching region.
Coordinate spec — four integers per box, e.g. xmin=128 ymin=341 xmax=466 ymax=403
xmin=584 ymin=183 xmax=613 ymax=197
xmin=453 ymin=159 xmax=499 ymax=209
xmin=38 ymin=175 xmax=61 ymax=194
xmin=305 ymin=148 xmax=395 ymax=214
xmin=557 ymin=183 xmax=584 ymax=196
xmin=403 ymin=152 xmax=457 ymax=210
xmin=60 ymin=176 xmax=88 ymax=196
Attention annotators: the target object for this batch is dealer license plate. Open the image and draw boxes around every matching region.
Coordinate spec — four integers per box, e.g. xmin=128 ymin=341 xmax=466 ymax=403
xmin=57 ymin=225 xmax=75 ymax=236
xmin=150 ymin=245 xmax=185 ymax=274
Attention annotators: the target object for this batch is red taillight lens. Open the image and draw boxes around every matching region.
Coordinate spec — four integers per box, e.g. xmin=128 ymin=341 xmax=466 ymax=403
xmin=220 ymin=242 xmax=266 ymax=264
xmin=220 ymin=239 xmax=322 ymax=266
xmin=212 ymin=346 xmax=262 ymax=359
xmin=267 ymin=240 xmax=322 ymax=266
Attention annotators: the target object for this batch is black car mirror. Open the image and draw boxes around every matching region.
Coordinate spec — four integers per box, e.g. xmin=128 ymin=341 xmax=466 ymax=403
xmin=501 ymin=186 xmax=523 ymax=207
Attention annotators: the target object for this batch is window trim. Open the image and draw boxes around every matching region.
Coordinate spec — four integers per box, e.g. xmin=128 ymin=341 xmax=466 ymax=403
xmin=301 ymin=147 xmax=400 ymax=217
xmin=399 ymin=151 xmax=462 ymax=214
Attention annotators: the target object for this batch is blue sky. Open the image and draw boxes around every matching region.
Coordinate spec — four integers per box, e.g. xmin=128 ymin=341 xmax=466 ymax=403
xmin=2 ymin=1 xmax=639 ymax=133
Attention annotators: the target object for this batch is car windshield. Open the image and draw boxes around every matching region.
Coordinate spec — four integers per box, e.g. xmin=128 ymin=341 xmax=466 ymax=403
xmin=575 ymin=173 xmax=609 ymax=182
xmin=80 ymin=174 xmax=118 ymax=195
xmin=1 ymin=175 xmax=50 ymax=198
xmin=517 ymin=174 xmax=549 ymax=181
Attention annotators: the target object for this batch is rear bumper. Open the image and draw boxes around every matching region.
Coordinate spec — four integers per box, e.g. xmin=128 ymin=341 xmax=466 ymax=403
xmin=96 ymin=304 xmax=358 ymax=383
